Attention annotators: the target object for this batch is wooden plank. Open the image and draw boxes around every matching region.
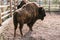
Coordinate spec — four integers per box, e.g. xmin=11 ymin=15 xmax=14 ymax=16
xmin=10 ymin=0 xmax=12 ymax=17
xmin=1 ymin=0 xmax=4 ymax=12
xmin=1 ymin=14 xmax=10 ymax=19
xmin=0 ymin=5 xmax=9 ymax=8
xmin=14 ymin=0 xmax=16 ymax=11
xmin=1 ymin=10 xmax=14 ymax=16
xmin=0 ymin=13 xmax=2 ymax=26
xmin=1 ymin=10 xmax=14 ymax=20
xmin=1 ymin=10 xmax=10 ymax=16
xmin=0 ymin=5 xmax=14 ymax=8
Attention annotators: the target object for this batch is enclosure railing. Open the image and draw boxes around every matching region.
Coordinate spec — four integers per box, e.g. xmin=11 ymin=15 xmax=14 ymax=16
xmin=0 ymin=0 xmax=19 ymax=40
xmin=0 ymin=4 xmax=14 ymax=40
xmin=0 ymin=5 xmax=14 ymax=26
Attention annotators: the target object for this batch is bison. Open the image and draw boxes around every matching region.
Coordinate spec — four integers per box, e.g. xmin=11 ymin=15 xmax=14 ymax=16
xmin=13 ymin=2 xmax=46 ymax=37
xmin=17 ymin=0 xmax=27 ymax=9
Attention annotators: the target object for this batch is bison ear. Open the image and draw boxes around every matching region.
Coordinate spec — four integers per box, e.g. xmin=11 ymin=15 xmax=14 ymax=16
xmin=38 ymin=7 xmax=43 ymax=13
xmin=38 ymin=7 xmax=43 ymax=10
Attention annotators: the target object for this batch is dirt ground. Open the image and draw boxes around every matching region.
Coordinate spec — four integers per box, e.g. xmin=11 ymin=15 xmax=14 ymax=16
xmin=2 ymin=12 xmax=60 ymax=40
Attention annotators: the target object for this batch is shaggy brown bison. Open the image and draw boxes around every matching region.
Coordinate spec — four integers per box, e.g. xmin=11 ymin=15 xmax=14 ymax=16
xmin=13 ymin=2 xmax=46 ymax=37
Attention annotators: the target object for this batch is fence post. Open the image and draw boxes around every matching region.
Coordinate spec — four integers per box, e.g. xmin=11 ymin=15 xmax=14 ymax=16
xmin=1 ymin=0 xmax=4 ymax=12
xmin=0 ymin=13 xmax=2 ymax=26
xmin=59 ymin=0 xmax=60 ymax=9
xmin=10 ymin=0 xmax=12 ymax=17
xmin=14 ymin=0 xmax=16 ymax=12
xmin=0 ymin=0 xmax=2 ymax=26
xmin=17 ymin=0 xmax=18 ymax=6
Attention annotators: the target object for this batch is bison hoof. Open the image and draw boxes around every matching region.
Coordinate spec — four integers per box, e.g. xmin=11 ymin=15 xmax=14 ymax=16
xmin=31 ymin=29 xmax=33 ymax=31
xmin=29 ymin=29 xmax=33 ymax=31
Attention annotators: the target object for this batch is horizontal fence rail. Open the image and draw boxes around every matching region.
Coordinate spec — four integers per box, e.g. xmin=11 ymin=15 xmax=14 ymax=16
xmin=0 ymin=5 xmax=14 ymax=40
xmin=0 ymin=5 xmax=14 ymax=22
xmin=0 ymin=0 xmax=19 ymax=40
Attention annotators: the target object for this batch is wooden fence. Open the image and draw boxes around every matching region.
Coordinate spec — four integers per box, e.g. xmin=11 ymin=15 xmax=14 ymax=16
xmin=0 ymin=0 xmax=18 ymax=26
xmin=0 ymin=0 xmax=17 ymax=40
xmin=0 ymin=5 xmax=14 ymax=26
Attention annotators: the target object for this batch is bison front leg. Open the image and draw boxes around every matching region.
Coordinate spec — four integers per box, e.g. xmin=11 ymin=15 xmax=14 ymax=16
xmin=27 ymin=20 xmax=36 ymax=31
xmin=27 ymin=23 xmax=33 ymax=31
xmin=19 ymin=23 xmax=23 ymax=36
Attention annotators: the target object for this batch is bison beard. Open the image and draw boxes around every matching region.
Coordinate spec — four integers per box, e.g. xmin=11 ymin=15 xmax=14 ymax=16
xmin=13 ymin=2 xmax=46 ymax=37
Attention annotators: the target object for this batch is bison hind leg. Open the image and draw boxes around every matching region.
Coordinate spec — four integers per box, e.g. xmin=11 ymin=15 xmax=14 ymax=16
xmin=13 ymin=21 xmax=18 ymax=37
xmin=19 ymin=23 xmax=23 ymax=36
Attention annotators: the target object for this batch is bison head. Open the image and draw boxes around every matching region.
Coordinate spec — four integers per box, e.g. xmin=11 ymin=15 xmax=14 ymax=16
xmin=38 ymin=7 xmax=46 ymax=20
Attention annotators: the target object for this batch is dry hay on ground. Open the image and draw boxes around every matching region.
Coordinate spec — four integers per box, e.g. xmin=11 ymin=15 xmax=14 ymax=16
xmin=2 ymin=12 xmax=60 ymax=40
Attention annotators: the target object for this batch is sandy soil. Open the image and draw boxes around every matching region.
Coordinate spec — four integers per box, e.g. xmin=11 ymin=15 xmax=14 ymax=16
xmin=2 ymin=12 xmax=60 ymax=40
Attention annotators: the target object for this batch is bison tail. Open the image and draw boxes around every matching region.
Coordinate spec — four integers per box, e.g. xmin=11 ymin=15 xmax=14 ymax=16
xmin=13 ymin=12 xmax=18 ymax=27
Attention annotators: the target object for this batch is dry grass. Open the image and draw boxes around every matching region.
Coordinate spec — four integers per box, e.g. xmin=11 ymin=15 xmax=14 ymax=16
xmin=2 ymin=12 xmax=60 ymax=40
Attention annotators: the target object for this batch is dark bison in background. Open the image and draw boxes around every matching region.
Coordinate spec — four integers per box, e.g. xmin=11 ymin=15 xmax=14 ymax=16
xmin=17 ymin=0 xmax=26 ymax=9
xmin=13 ymin=2 xmax=46 ymax=37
